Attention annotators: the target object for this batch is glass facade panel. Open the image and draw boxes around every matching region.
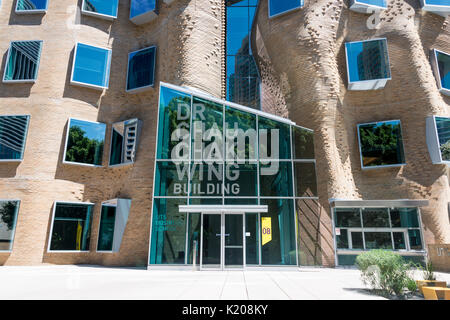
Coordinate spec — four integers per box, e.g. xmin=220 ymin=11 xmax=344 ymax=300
xmin=4 ymin=41 xmax=42 ymax=82
xmin=393 ymin=232 xmax=406 ymax=250
xmin=155 ymin=161 xmax=189 ymax=197
xmin=292 ymin=126 xmax=315 ymax=160
xmin=82 ymin=0 xmax=118 ymax=18
xmin=150 ymin=198 xmax=187 ymax=264
xmin=72 ymin=43 xmax=111 ymax=89
xmin=50 ymin=203 xmax=93 ymax=251
xmin=260 ymin=199 xmax=296 ymax=265
xmin=260 ymin=161 xmax=293 ymax=197
xmin=364 ymin=232 xmax=393 ymax=250
xmin=358 ymin=120 xmax=405 ymax=168
xmin=0 ymin=115 xmax=29 ymax=160
xmin=127 ymin=46 xmax=156 ymax=91
xmin=334 ymin=208 xmax=361 ymax=228
xmin=0 ymin=200 xmax=20 ymax=251
xmin=351 ymin=232 xmax=364 ymax=249
xmin=362 ymin=208 xmax=390 ymax=227
xmin=225 ymin=163 xmax=257 ymax=197
xmin=97 ymin=205 xmax=116 ymax=251
xmin=336 ymin=228 xmax=349 ymax=249
xmin=245 ymin=213 xmax=259 ymax=264
xmin=425 ymin=0 xmax=450 ymax=6
xmin=64 ymin=119 xmax=106 ymax=166
xmin=294 ymin=162 xmax=317 ymax=197
xmin=346 ymin=39 xmax=391 ymax=82
xmin=110 ymin=119 xmax=141 ymax=166
xmin=130 ymin=0 xmax=156 ymax=19
xmin=408 ymin=229 xmax=423 ymax=250
xmin=16 ymin=0 xmax=47 ymax=11
xmin=190 ymin=162 xmax=223 ymax=197
xmin=258 ymin=117 xmax=291 ymax=160
xmin=434 ymin=117 xmax=450 ymax=161
xmin=225 ymin=106 xmax=257 ymax=161
xmin=390 ymin=208 xmax=419 ymax=228
xmin=269 ymin=0 xmax=303 ymax=18
xmin=187 ymin=213 xmax=201 ymax=264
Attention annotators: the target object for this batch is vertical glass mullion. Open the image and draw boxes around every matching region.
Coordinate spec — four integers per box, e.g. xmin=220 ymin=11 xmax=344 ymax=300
xmin=360 ymin=208 xmax=366 ymax=250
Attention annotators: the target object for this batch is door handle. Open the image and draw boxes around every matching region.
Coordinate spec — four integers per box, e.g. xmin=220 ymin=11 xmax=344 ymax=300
xmin=224 ymin=234 xmax=230 ymax=237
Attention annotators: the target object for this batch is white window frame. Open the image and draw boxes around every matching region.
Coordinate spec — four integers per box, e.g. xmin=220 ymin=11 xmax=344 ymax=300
xmin=3 ymin=40 xmax=43 ymax=84
xmin=15 ymin=0 xmax=48 ymax=14
xmin=126 ymin=46 xmax=157 ymax=93
xmin=268 ymin=0 xmax=304 ymax=19
xmin=345 ymin=38 xmax=392 ymax=91
xmin=357 ymin=119 xmax=406 ymax=170
xmin=430 ymin=48 xmax=450 ymax=96
xmin=420 ymin=0 xmax=450 ymax=17
xmin=81 ymin=0 xmax=119 ymax=20
xmin=0 ymin=114 xmax=30 ymax=162
xmin=62 ymin=118 xmax=106 ymax=167
xmin=70 ymin=42 xmax=112 ymax=90
xmin=0 ymin=199 xmax=20 ymax=253
xmin=47 ymin=201 xmax=95 ymax=253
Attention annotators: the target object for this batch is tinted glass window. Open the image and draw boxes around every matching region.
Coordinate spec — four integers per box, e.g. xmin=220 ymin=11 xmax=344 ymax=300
xmin=0 ymin=115 xmax=29 ymax=160
xmin=435 ymin=117 xmax=450 ymax=161
xmin=0 ymin=201 xmax=20 ymax=251
xmin=294 ymin=162 xmax=317 ymax=197
xmin=408 ymin=230 xmax=423 ymax=250
xmin=72 ymin=43 xmax=111 ymax=88
xmin=364 ymin=232 xmax=392 ymax=250
xmin=4 ymin=41 xmax=42 ymax=81
xmin=269 ymin=0 xmax=303 ymax=17
xmin=351 ymin=232 xmax=364 ymax=249
xmin=336 ymin=229 xmax=349 ymax=249
xmin=97 ymin=205 xmax=116 ymax=251
xmin=334 ymin=208 xmax=361 ymax=228
xmin=82 ymin=0 xmax=119 ymax=17
xmin=260 ymin=161 xmax=293 ymax=197
xmin=362 ymin=208 xmax=390 ymax=227
xmin=130 ymin=0 xmax=156 ymax=19
xmin=393 ymin=232 xmax=406 ymax=250
xmin=110 ymin=119 xmax=140 ymax=166
xmin=16 ymin=0 xmax=47 ymax=11
xmin=356 ymin=0 xmax=387 ymax=7
xmin=127 ymin=47 xmax=156 ymax=91
xmin=258 ymin=117 xmax=291 ymax=160
xmin=436 ymin=51 xmax=450 ymax=90
xmin=292 ymin=126 xmax=315 ymax=159
xmin=390 ymin=208 xmax=419 ymax=228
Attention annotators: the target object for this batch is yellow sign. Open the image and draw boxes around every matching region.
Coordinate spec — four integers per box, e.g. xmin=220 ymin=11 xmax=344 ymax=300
xmin=76 ymin=222 xmax=82 ymax=250
xmin=261 ymin=217 xmax=272 ymax=246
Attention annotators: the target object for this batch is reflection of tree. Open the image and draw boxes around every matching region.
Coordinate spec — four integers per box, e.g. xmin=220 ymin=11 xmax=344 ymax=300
xmin=0 ymin=202 xmax=17 ymax=231
xmin=440 ymin=140 xmax=450 ymax=161
xmin=66 ymin=126 xmax=104 ymax=165
xmin=360 ymin=123 xmax=403 ymax=166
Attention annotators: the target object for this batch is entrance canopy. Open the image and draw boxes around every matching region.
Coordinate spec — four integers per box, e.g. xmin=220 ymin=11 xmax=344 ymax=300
xmin=179 ymin=205 xmax=268 ymax=214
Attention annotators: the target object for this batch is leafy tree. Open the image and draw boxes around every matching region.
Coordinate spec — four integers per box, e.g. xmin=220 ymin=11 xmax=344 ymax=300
xmin=65 ymin=126 xmax=104 ymax=165
xmin=0 ymin=201 xmax=17 ymax=231
xmin=440 ymin=140 xmax=450 ymax=161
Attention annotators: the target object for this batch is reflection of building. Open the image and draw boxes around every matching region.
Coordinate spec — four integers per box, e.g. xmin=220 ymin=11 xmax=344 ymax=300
xmin=18 ymin=0 xmax=37 ymax=10
xmin=83 ymin=0 xmax=96 ymax=12
xmin=357 ymin=41 xmax=389 ymax=81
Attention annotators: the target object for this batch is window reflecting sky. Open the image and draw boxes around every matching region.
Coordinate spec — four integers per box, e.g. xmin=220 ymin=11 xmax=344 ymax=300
xmin=269 ymin=0 xmax=303 ymax=17
xmin=72 ymin=43 xmax=111 ymax=88
xmin=130 ymin=0 xmax=156 ymax=19
xmin=355 ymin=0 xmax=386 ymax=7
xmin=16 ymin=0 xmax=48 ymax=10
xmin=83 ymin=0 xmax=119 ymax=16
xmin=424 ymin=0 xmax=450 ymax=5
xmin=436 ymin=51 xmax=450 ymax=90
xmin=69 ymin=119 xmax=106 ymax=142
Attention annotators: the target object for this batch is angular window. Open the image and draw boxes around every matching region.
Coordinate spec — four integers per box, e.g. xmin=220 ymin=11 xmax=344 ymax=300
xmin=420 ymin=0 xmax=450 ymax=17
xmin=109 ymin=118 xmax=142 ymax=166
xmin=49 ymin=202 xmax=94 ymax=251
xmin=358 ymin=120 xmax=405 ymax=169
xmin=0 ymin=115 xmax=30 ymax=161
xmin=97 ymin=199 xmax=131 ymax=252
xmin=268 ymin=0 xmax=303 ymax=18
xmin=126 ymin=46 xmax=156 ymax=92
xmin=130 ymin=0 xmax=157 ymax=25
xmin=349 ymin=0 xmax=387 ymax=14
xmin=81 ymin=0 xmax=119 ymax=20
xmin=426 ymin=116 xmax=450 ymax=165
xmin=345 ymin=39 xmax=391 ymax=90
xmin=15 ymin=0 xmax=48 ymax=13
xmin=71 ymin=43 xmax=112 ymax=90
xmin=3 ymin=41 xmax=43 ymax=83
xmin=0 ymin=200 xmax=20 ymax=251
xmin=431 ymin=49 xmax=450 ymax=96
xmin=64 ymin=118 xmax=106 ymax=166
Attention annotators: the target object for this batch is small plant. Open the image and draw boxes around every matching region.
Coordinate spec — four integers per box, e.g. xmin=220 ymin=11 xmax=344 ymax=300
xmin=422 ymin=261 xmax=436 ymax=281
xmin=356 ymin=250 xmax=414 ymax=297
xmin=406 ymin=277 xmax=417 ymax=293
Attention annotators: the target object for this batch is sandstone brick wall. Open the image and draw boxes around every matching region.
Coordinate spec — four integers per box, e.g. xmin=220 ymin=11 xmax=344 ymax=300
xmin=0 ymin=0 xmax=223 ymax=266
xmin=252 ymin=0 xmax=450 ymax=266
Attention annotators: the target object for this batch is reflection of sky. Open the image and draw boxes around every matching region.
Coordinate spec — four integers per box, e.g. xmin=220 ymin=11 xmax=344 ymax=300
xmin=70 ymin=119 xmax=106 ymax=142
xmin=17 ymin=0 xmax=48 ymax=10
xmin=362 ymin=120 xmax=400 ymax=129
xmin=346 ymin=40 xmax=388 ymax=82
xmin=269 ymin=0 xmax=303 ymax=17
xmin=355 ymin=0 xmax=386 ymax=7
xmin=437 ymin=51 xmax=450 ymax=89
xmin=84 ymin=0 xmax=118 ymax=16
xmin=73 ymin=43 xmax=110 ymax=87
xmin=130 ymin=0 xmax=156 ymax=19
xmin=424 ymin=0 xmax=450 ymax=5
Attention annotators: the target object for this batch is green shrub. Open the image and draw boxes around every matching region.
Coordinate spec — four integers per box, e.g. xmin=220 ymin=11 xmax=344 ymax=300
xmin=406 ymin=277 xmax=417 ymax=292
xmin=355 ymin=250 xmax=414 ymax=297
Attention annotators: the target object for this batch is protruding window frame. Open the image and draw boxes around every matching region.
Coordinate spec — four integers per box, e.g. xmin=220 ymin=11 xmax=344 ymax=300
xmin=426 ymin=115 xmax=450 ymax=165
xmin=108 ymin=118 xmax=142 ymax=167
xmin=129 ymin=0 xmax=158 ymax=25
xmin=420 ymin=0 xmax=450 ymax=17
xmin=268 ymin=0 xmax=304 ymax=19
xmin=15 ymin=0 xmax=48 ymax=14
xmin=430 ymin=48 xmax=450 ymax=96
xmin=0 ymin=114 xmax=30 ymax=162
xmin=0 ymin=199 xmax=21 ymax=252
xmin=81 ymin=0 xmax=119 ymax=20
xmin=3 ymin=40 xmax=43 ymax=83
xmin=126 ymin=46 xmax=157 ymax=93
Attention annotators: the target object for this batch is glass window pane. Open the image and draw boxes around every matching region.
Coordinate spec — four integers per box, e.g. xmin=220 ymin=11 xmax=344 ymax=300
xmin=65 ymin=119 xmax=106 ymax=166
xmin=130 ymin=0 xmax=156 ymax=19
xmin=155 ymin=161 xmax=188 ymax=197
xmin=351 ymin=232 xmax=364 ymax=249
xmin=127 ymin=46 xmax=156 ymax=91
xmin=225 ymin=106 xmax=257 ymax=161
xmin=190 ymin=162 xmax=223 ymax=197
xmin=150 ymin=198 xmax=187 ymax=264
xmin=390 ymin=208 xmax=419 ymax=228
xmin=82 ymin=0 xmax=119 ymax=17
xmin=292 ymin=126 xmax=314 ymax=159
xmin=0 ymin=200 xmax=20 ymax=251
xmin=358 ymin=120 xmax=405 ymax=168
xmin=260 ymin=199 xmax=296 ymax=265
xmin=364 ymin=232 xmax=393 ymax=250
xmin=336 ymin=229 xmax=349 ymax=249
xmin=334 ymin=208 xmax=362 ymax=228
xmin=4 ymin=41 xmax=42 ymax=81
xmin=362 ymin=208 xmax=390 ymax=227
xmin=245 ymin=213 xmax=259 ymax=265
xmin=186 ymin=213 xmax=201 ymax=265
xmin=156 ymin=86 xmax=191 ymax=160
xmin=260 ymin=161 xmax=293 ymax=197
xmin=224 ymin=198 xmax=258 ymax=205
xmin=97 ymin=205 xmax=116 ymax=251
xmin=225 ymin=163 xmax=257 ymax=197
xmin=425 ymin=0 xmax=450 ymax=5
xmin=110 ymin=119 xmax=141 ymax=165
xmin=355 ymin=0 xmax=387 ymax=7
xmin=346 ymin=39 xmax=391 ymax=82
xmin=258 ymin=117 xmax=291 ymax=160
xmin=16 ymin=0 xmax=47 ymax=11
xmin=0 ymin=115 xmax=29 ymax=160
xmin=189 ymin=198 xmax=222 ymax=205
xmin=294 ymin=162 xmax=317 ymax=197
xmin=408 ymin=229 xmax=423 ymax=250
xmin=226 ymin=6 xmax=249 ymax=56
xmin=269 ymin=0 xmax=303 ymax=17
xmin=50 ymin=203 xmax=93 ymax=251
xmin=72 ymin=43 xmax=111 ymax=88
xmin=393 ymin=232 xmax=406 ymax=250
xmin=435 ymin=117 xmax=450 ymax=161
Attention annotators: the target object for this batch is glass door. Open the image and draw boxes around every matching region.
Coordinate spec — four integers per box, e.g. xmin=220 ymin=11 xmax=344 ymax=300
xmin=224 ymin=214 xmax=244 ymax=269
xmin=201 ymin=214 xmax=222 ymax=269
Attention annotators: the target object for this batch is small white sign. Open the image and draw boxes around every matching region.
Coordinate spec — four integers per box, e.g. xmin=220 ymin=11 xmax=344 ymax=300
xmin=246 ymin=232 xmax=251 ymax=237
xmin=335 ymin=228 xmax=341 ymax=236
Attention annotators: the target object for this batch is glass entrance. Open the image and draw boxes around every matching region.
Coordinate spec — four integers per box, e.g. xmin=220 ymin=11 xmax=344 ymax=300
xmin=200 ymin=213 xmax=245 ymax=270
